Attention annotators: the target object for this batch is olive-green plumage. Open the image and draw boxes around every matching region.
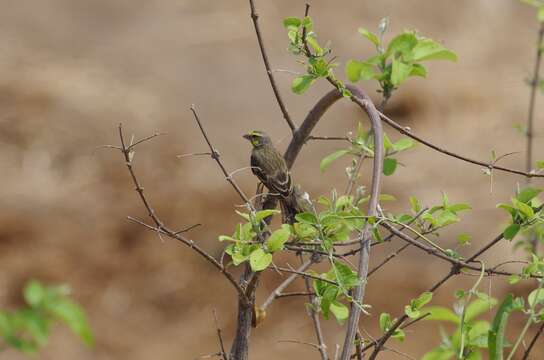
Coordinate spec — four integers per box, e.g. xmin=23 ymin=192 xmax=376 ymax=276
xmin=243 ymin=130 xmax=305 ymax=223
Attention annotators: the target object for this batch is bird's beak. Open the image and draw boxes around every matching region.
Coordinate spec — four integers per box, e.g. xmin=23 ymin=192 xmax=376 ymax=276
xmin=243 ymin=133 xmax=251 ymax=141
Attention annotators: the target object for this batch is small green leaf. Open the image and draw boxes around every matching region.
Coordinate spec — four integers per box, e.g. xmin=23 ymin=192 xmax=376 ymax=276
xmin=266 ymin=226 xmax=291 ymax=252
xmin=393 ymin=138 xmax=414 ymax=152
xmin=292 ymin=75 xmax=315 ymax=94
xmin=420 ymin=306 xmax=459 ymax=324
xmin=383 ymin=158 xmax=398 ymax=176
xmin=330 ymin=301 xmax=349 ymax=323
xmin=410 ymin=63 xmax=427 ymax=77
xmin=283 ymin=17 xmax=301 ymax=30
xmin=386 ymin=32 xmax=418 ymax=58
xmin=456 ymin=233 xmax=471 ymax=246
xmin=414 ymin=292 xmax=433 ymax=309
xmin=346 ymin=60 xmax=364 ymax=82
xmin=528 ymin=288 xmax=544 ymax=307
xmin=358 ymin=27 xmax=380 ymax=46
xmin=409 ymin=196 xmax=421 ymax=213
xmin=535 ymin=160 xmax=544 ymax=169
xmin=508 ymin=274 xmax=520 ymax=285
xmin=320 ymin=149 xmax=350 ymax=172
xmin=48 ymin=299 xmax=94 ymax=347
xmin=391 ymin=57 xmax=413 ymax=86
xmin=516 ymin=187 xmax=542 ymax=203
xmin=249 ymin=248 xmax=272 ymax=272
xmin=295 ymin=212 xmax=318 ymax=225
xmin=538 ymin=6 xmax=544 ymax=22
xmin=254 ymin=209 xmax=281 ymax=223
xmin=24 ymin=280 xmax=46 ymax=308
xmin=503 ymin=224 xmax=521 ymax=240
xmin=379 ymin=312 xmax=392 ymax=332
xmin=412 ymin=39 xmax=457 ymax=62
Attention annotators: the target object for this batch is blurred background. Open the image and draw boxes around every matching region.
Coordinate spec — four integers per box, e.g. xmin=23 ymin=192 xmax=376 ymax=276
xmin=0 ymin=0 xmax=542 ymax=359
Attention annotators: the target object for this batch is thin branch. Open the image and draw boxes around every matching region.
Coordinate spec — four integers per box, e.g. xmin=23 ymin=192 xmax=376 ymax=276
xmin=275 ymin=291 xmax=315 ymax=298
xmin=300 ymin=254 xmax=329 ymax=360
xmin=190 ymin=105 xmax=252 ymax=204
xmin=526 ymin=22 xmax=544 ymax=179
xmin=212 ymin=309 xmax=228 ymax=360
xmin=248 ymin=0 xmax=296 ymax=131
xmin=126 ymin=216 xmax=248 ymax=304
xmin=272 ymin=266 xmax=338 ymax=286
xmin=521 ymin=321 xmax=544 ymax=360
xmin=261 ymin=259 xmax=313 ymax=311
xmin=378 ymin=110 xmax=544 ymax=178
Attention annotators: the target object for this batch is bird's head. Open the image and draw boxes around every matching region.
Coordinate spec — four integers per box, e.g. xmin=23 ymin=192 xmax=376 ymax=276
xmin=243 ymin=130 xmax=271 ymax=148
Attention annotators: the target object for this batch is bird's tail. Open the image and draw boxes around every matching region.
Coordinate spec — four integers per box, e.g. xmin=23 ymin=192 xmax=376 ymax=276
xmin=280 ymin=185 xmax=312 ymax=224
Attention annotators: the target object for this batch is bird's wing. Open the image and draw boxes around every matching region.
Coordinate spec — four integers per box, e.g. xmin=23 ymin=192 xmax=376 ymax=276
xmin=251 ymin=149 xmax=292 ymax=197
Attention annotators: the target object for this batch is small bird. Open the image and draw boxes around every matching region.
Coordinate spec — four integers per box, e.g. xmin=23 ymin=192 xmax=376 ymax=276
xmin=243 ymin=130 xmax=305 ymax=223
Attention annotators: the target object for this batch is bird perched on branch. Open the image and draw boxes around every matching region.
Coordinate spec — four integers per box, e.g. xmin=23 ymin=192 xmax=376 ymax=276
xmin=243 ymin=130 xmax=310 ymax=223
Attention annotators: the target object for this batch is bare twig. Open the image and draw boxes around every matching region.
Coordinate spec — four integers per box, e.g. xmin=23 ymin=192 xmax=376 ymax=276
xmin=212 ymin=309 xmax=228 ymax=360
xmin=248 ymin=0 xmax=296 ymax=131
xmin=114 ymin=125 xmax=249 ymax=305
xmin=261 ymin=259 xmax=313 ymax=311
xmin=521 ymin=321 xmax=544 ymax=360
xmin=378 ymin=110 xmax=544 ymax=178
xmin=526 ymin=22 xmax=544 ymax=179
xmin=190 ymin=105 xmax=251 ymax=204
xmin=300 ymin=254 xmax=329 ymax=360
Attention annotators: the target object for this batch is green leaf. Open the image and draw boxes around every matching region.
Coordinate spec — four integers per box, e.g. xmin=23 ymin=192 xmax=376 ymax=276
xmin=412 ymin=39 xmax=457 ymax=62
xmin=254 ymin=209 xmax=281 ymax=223
xmin=528 ymin=288 xmax=544 ymax=307
xmin=379 ymin=312 xmax=392 ymax=332
xmin=503 ymin=224 xmax=521 ymax=240
xmin=422 ymin=348 xmax=456 ymax=360
xmin=512 ymin=198 xmax=535 ymax=218
xmin=516 ymin=187 xmax=542 ymax=203
xmin=293 ymin=222 xmax=318 ymax=239
xmin=414 ymin=291 xmax=433 ymax=308
xmin=295 ymin=212 xmax=318 ymax=225
xmin=283 ymin=17 xmax=301 ymax=30
xmin=457 ymin=233 xmax=472 ymax=246
xmin=386 ymin=32 xmax=418 ymax=58
xmin=488 ymin=294 xmax=518 ymax=360
xmin=435 ymin=210 xmax=459 ymax=227
xmin=405 ymin=306 xmax=420 ymax=319
xmin=320 ymin=149 xmax=350 ymax=172
xmin=383 ymin=158 xmax=398 ymax=176
xmin=235 ymin=210 xmax=250 ymax=221
xmin=448 ymin=203 xmax=472 ymax=213
xmin=420 ymin=306 xmax=459 ymax=324
xmin=24 ymin=280 xmax=46 ymax=308
xmin=346 ymin=60 xmax=364 ymax=82
xmin=393 ymin=138 xmax=414 ymax=152
xmin=330 ymin=301 xmax=349 ymax=323
xmin=391 ymin=57 xmax=413 ymax=86
xmin=410 ymin=63 xmax=427 ymax=77
xmin=292 ymin=75 xmax=315 ymax=94
xmin=48 ymin=299 xmax=94 ymax=347
xmin=536 ymin=160 xmax=544 ymax=169
xmin=409 ymin=196 xmax=421 ymax=213
xmin=538 ymin=6 xmax=544 ymax=22
xmin=266 ymin=226 xmax=291 ymax=252
xmin=358 ymin=27 xmax=380 ymax=46
xmin=249 ymin=248 xmax=272 ymax=272
xmin=465 ymin=297 xmax=497 ymax=323
xmin=508 ymin=274 xmax=521 ymax=285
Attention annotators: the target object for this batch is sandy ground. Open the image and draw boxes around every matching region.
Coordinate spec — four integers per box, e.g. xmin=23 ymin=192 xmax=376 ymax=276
xmin=0 ymin=1 xmax=542 ymax=359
